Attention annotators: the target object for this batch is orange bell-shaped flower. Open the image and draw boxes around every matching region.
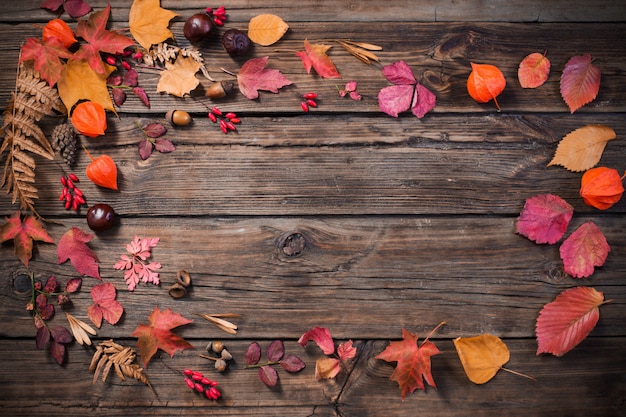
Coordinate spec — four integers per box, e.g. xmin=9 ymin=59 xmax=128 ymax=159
xmin=42 ymin=18 xmax=78 ymax=49
xmin=71 ymin=101 xmax=107 ymax=138
xmin=580 ymin=167 xmax=625 ymax=210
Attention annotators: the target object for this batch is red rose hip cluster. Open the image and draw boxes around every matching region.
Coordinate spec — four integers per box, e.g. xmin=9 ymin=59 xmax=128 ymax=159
xmin=183 ymin=369 xmax=221 ymax=400
xmin=301 ymin=92 xmax=318 ymax=112
xmin=59 ymin=173 xmax=86 ymax=211
xmin=208 ymin=107 xmax=240 ymax=134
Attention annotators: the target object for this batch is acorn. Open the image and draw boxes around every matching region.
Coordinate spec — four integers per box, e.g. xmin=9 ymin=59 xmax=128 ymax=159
xmin=205 ymin=80 xmax=234 ymax=99
xmin=221 ymin=29 xmax=251 ymax=56
xmin=166 ymin=110 xmax=192 ymax=126
xmin=168 ymin=282 xmax=187 ymax=299
xmin=176 ymin=269 xmax=192 ymax=287
xmin=214 ymin=358 xmax=228 ymax=372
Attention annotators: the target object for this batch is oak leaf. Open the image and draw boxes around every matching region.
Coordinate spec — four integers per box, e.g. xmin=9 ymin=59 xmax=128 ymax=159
xmin=19 ymin=36 xmax=74 ymax=87
xmin=547 ymin=125 xmax=616 ymax=172
xmin=237 ymin=56 xmax=292 ymax=100
xmin=0 ymin=211 xmax=54 ymax=267
xmin=453 ymin=334 xmax=510 ymax=384
xmin=560 ymin=54 xmax=601 ymax=113
xmin=131 ymin=306 xmax=194 ymax=366
xmin=88 ymin=282 xmax=123 ymax=328
xmin=296 ymin=39 xmax=341 ymax=79
xmin=57 ymin=227 xmax=101 ymax=279
xmin=580 ymin=167 xmax=625 ymax=210
xmin=57 ymin=59 xmax=116 ymax=115
xmin=375 ymin=328 xmax=441 ymax=400
xmin=518 ymin=52 xmax=550 ymax=88
xmin=467 ymin=62 xmax=506 ymax=110
xmin=129 ymin=0 xmax=179 ymax=50
xmin=378 ymin=60 xmax=436 ymax=118
xmin=559 ymin=221 xmax=610 ymax=278
xmin=516 ymin=193 xmax=573 ymax=244
xmin=247 ymin=14 xmax=289 ymax=46
xmin=156 ymin=54 xmax=202 ymax=97
xmin=536 ymin=286 xmax=606 ymax=356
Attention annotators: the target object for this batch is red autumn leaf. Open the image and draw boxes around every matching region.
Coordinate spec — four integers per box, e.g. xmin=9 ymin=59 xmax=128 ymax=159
xmin=237 ymin=56 xmax=293 ymax=100
xmin=19 ymin=36 xmax=74 ymax=87
xmin=245 ymin=341 xmax=262 ymax=365
xmin=560 ymin=54 xmax=601 ymax=113
xmin=36 ymin=326 xmax=50 ymax=349
xmin=154 ymin=138 xmax=176 ymax=154
xmin=559 ymin=221 xmax=610 ymax=278
xmin=337 ymin=340 xmax=356 ymax=360
xmin=378 ymin=61 xmax=436 ymax=118
xmin=74 ymin=4 xmax=135 ymax=74
xmin=516 ymin=194 xmax=574 ymax=244
xmin=258 ymin=365 xmax=278 ymax=387
xmin=298 ymin=326 xmax=335 ymax=355
xmin=280 ymin=354 xmax=306 ymax=373
xmin=42 ymin=18 xmax=78 ymax=49
xmin=266 ymin=339 xmax=284 ymax=362
xmin=580 ymin=167 xmax=625 ymax=210
xmin=536 ymin=286 xmax=605 ymax=356
xmin=518 ymin=52 xmax=550 ymax=88
xmin=0 ymin=211 xmax=54 ymax=267
xmin=375 ymin=328 xmax=441 ymax=400
xmin=87 ymin=282 xmax=123 ymax=328
xmin=71 ymin=101 xmax=107 ymax=138
xmin=57 ymin=227 xmax=101 ymax=279
xmin=131 ymin=306 xmax=194 ymax=366
xmin=296 ymin=39 xmax=341 ymax=79
xmin=467 ymin=62 xmax=506 ymax=110
xmin=65 ymin=277 xmax=82 ymax=293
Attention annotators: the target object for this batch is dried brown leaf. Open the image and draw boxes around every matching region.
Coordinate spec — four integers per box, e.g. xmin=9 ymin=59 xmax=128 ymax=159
xmin=90 ymin=339 xmax=151 ymax=386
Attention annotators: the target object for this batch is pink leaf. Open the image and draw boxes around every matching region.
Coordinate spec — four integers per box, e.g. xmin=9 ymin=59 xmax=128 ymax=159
xmin=298 ymin=327 xmax=335 ymax=355
xmin=559 ymin=221 xmax=610 ymax=278
xmin=518 ymin=52 xmax=551 ymax=88
xmin=138 ymin=138 xmax=153 ymax=160
xmin=237 ymin=56 xmax=292 ymax=100
xmin=382 ymin=61 xmax=416 ymax=85
xmin=87 ymin=282 xmax=123 ymax=328
xmin=266 ymin=340 xmax=284 ymax=362
xmin=143 ymin=123 xmax=167 ymax=138
xmin=259 ymin=365 xmax=278 ymax=387
xmin=57 ymin=227 xmax=100 ymax=279
xmin=114 ymin=235 xmax=161 ymax=291
xmin=560 ymin=54 xmax=601 ymax=113
xmin=280 ymin=354 xmax=306 ymax=373
xmin=411 ymin=84 xmax=437 ymax=118
xmin=337 ymin=340 xmax=356 ymax=360
xmin=64 ymin=277 xmax=83 ymax=293
xmin=63 ymin=0 xmax=92 ymax=18
xmin=155 ymin=138 xmax=176 ymax=153
xmin=296 ymin=39 xmax=341 ymax=79
xmin=378 ymin=61 xmax=436 ymax=119
xmin=516 ymin=194 xmax=574 ymax=244
xmin=378 ymin=85 xmax=414 ymax=117
xmin=133 ymin=87 xmax=150 ymax=108
xmin=536 ymin=286 xmax=604 ymax=356
xmin=245 ymin=342 xmax=262 ymax=365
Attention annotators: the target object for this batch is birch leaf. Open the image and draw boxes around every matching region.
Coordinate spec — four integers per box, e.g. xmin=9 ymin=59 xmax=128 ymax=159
xmin=547 ymin=125 xmax=616 ymax=172
xmin=248 ymin=14 xmax=289 ymax=46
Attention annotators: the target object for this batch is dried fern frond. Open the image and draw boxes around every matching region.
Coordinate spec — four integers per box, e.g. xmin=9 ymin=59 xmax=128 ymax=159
xmin=90 ymin=340 xmax=151 ymax=387
xmin=143 ymin=42 xmax=214 ymax=81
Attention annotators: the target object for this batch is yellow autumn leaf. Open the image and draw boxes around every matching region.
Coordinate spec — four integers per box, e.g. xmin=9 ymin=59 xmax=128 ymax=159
xmin=248 ymin=14 xmax=289 ymax=46
xmin=547 ymin=125 xmax=616 ymax=172
xmin=129 ymin=0 xmax=179 ymax=50
xmin=156 ymin=54 xmax=202 ymax=97
xmin=453 ymin=334 xmax=510 ymax=384
xmin=57 ymin=59 xmax=116 ymax=116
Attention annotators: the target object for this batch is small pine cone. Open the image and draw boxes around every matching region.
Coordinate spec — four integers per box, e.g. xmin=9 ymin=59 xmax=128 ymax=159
xmin=52 ymin=122 xmax=78 ymax=166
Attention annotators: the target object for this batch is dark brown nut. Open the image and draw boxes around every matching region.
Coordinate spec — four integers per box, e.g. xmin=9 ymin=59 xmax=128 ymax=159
xmin=184 ymin=13 xmax=215 ymax=43
xmin=205 ymin=80 xmax=234 ymax=99
xmin=221 ymin=29 xmax=251 ymax=56
xmin=168 ymin=282 xmax=187 ymax=299
xmin=176 ymin=269 xmax=192 ymax=287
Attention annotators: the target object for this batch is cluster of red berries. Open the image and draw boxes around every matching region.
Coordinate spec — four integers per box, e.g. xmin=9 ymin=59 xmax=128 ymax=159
xmin=105 ymin=50 xmax=143 ymax=69
xmin=208 ymin=107 xmax=240 ymax=134
xmin=300 ymin=92 xmax=318 ymax=112
xmin=183 ymin=369 xmax=221 ymax=400
xmin=205 ymin=6 xmax=227 ymax=26
xmin=59 ymin=173 xmax=86 ymax=211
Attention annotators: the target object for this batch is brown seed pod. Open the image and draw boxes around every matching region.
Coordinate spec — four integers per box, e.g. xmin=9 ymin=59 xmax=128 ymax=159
xmin=176 ymin=269 xmax=192 ymax=287
xmin=166 ymin=110 xmax=192 ymax=126
xmin=205 ymin=81 xmax=234 ymax=99
xmin=211 ymin=340 xmax=224 ymax=353
xmin=214 ymin=358 xmax=228 ymax=372
xmin=168 ymin=282 xmax=187 ymax=299
xmin=220 ymin=349 xmax=232 ymax=361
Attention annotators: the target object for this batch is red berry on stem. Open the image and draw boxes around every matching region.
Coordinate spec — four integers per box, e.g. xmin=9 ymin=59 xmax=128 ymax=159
xmin=208 ymin=112 xmax=217 ymax=123
xmin=225 ymin=112 xmax=236 ymax=120
xmin=230 ymin=118 xmax=241 ymax=124
xmin=211 ymin=107 xmax=222 ymax=116
xmin=184 ymin=369 xmax=194 ymax=376
xmin=69 ymin=173 xmax=79 ymax=182
xmin=303 ymin=92 xmax=317 ymax=99
xmin=307 ymin=99 xmax=317 ymax=107
xmin=301 ymin=102 xmax=309 ymax=112
xmin=185 ymin=378 xmax=195 ymax=389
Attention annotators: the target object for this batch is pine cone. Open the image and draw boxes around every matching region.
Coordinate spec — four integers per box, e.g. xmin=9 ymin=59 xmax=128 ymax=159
xmin=52 ymin=122 xmax=78 ymax=166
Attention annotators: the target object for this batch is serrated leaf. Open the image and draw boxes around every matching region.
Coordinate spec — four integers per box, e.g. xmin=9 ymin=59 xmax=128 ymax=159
xmin=237 ymin=56 xmax=292 ymax=100
xmin=143 ymin=123 xmax=167 ymax=138
xmin=559 ymin=221 xmax=610 ymax=278
xmin=0 ymin=211 xmax=54 ymax=267
xmin=156 ymin=55 xmax=202 ymax=97
xmin=57 ymin=227 xmax=100 ymax=279
xmin=516 ymin=193 xmax=574 ymax=244
xmin=19 ymin=37 xmax=74 ymax=87
xmin=547 ymin=125 xmax=616 ymax=172
xmin=248 ymin=14 xmax=289 ymax=46
xmin=280 ymin=354 xmax=306 ymax=373
xmin=518 ymin=52 xmax=550 ymax=88
xmin=155 ymin=138 xmax=175 ymax=153
xmin=87 ymin=282 xmax=123 ymax=328
xmin=560 ymin=54 xmax=601 ymax=113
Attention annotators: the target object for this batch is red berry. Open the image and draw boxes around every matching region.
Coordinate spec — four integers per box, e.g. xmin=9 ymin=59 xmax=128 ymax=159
xmin=226 ymin=121 xmax=236 ymax=131
xmin=213 ymin=17 xmax=223 ymax=26
xmin=105 ymin=56 xmax=116 ymax=66
xmin=194 ymin=383 xmax=204 ymax=393
xmin=73 ymin=187 xmax=83 ymax=197
xmin=60 ymin=176 xmax=67 ymax=186
xmin=201 ymin=377 xmax=212 ymax=385
xmin=69 ymin=173 xmax=79 ymax=182
xmin=74 ymin=195 xmax=85 ymax=205
xmin=184 ymin=378 xmax=194 ymax=389
xmin=208 ymin=112 xmax=217 ymax=123
xmin=205 ymin=7 xmax=213 ymax=14
xmin=184 ymin=369 xmax=194 ymax=376
xmin=225 ymin=112 xmax=236 ymax=119
xmin=122 ymin=61 xmax=131 ymax=70
xmin=64 ymin=199 xmax=71 ymax=210
xmin=229 ymin=118 xmax=241 ymax=124
xmin=307 ymin=99 xmax=317 ymax=107
xmin=71 ymin=199 xmax=79 ymax=211
xmin=303 ymin=92 xmax=317 ymax=99
xmin=211 ymin=107 xmax=222 ymax=116
xmin=66 ymin=179 xmax=75 ymax=189
xmin=301 ymin=102 xmax=309 ymax=112
xmin=192 ymin=371 xmax=204 ymax=380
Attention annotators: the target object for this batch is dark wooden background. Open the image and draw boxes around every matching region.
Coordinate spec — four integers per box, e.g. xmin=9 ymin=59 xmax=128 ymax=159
xmin=0 ymin=1 xmax=625 ymax=416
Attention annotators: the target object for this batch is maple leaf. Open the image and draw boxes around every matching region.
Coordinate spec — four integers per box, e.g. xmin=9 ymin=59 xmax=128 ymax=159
xmin=131 ymin=306 xmax=194 ymax=366
xmin=536 ymin=286 xmax=606 ymax=356
xmin=297 ymin=39 xmax=341 ymax=79
xmin=518 ymin=52 xmax=551 ymax=88
xmin=129 ymin=0 xmax=179 ymax=50
xmin=375 ymin=327 xmax=441 ymax=400
xmin=559 ymin=221 xmax=610 ymax=278
xmin=41 ymin=0 xmax=92 ymax=18
xmin=560 ymin=54 xmax=601 ymax=113
xmin=516 ymin=193 xmax=574 ymax=244
xmin=113 ymin=235 xmax=161 ymax=291
xmin=19 ymin=36 xmax=74 ymax=87
xmin=156 ymin=54 xmax=202 ymax=97
xmin=547 ymin=125 xmax=616 ymax=172
xmin=378 ymin=61 xmax=436 ymax=119
xmin=57 ymin=227 xmax=101 ymax=279
xmin=0 ymin=211 xmax=54 ymax=267
xmin=237 ymin=56 xmax=293 ymax=100
xmin=57 ymin=59 xmax=116 ymax=115
xmin=87 ymin=282 xmax=123 ymax=328
xmin=74 ymin=5 xmax=135 ymax=75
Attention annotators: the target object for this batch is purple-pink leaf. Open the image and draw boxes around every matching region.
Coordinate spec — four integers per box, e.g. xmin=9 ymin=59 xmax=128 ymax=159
xmin=560 ymin=54 xmax=601 ymax=113
xmin=382 ymin=61 xmax=416 ymax=85
xmin=143 ymin=123 xmax=167 ymax=138
xmin=516 ymin=194 xmax=574 ymax=244
xmin=133 ymin=87 xmax=150 ymax=108
xmin=412 ymin=84 xmax=437 ymax=118
xmin=378 ymin=61 xmax=436 ymax=119
xmin=64 ymin=277 xmax=82 ymax=293
xmin=245 ymin=342 xmax=262 ymax=365
xmin=559 ymin=221 xmax=610 ymax=278
xmin=155 ymin=138 xmax=175 ymax=153
xmin=298 ymin=327 xmax=335 ymax=355
xmin=123 ymin=68 xmax=138 ymax=87
xmin=259 ymin=365 xmax=278 ymax=387
xmin=63 ymin=0 xmax=92 ymax=18
xmin=112 ymin=88 xmax=126 ymax=107
xmin=50 ymin=325 xmax=73 ymax=344
xmin=378 ymin=85 xmax=414 ymax=118
xmin=266 ymin=340 xmax=285 ymax=362
xmin=138 ymin=138 xmax=153 ymax=160
xmin=237 ymin=56 xmax=293 ymax=100
xmin=49 ymin=340 xmax=66 ymax=364
xmin=280 ymin=354 xmax=306 ymax=373
xmin=36 ymin=326 xmax=50 ymax=349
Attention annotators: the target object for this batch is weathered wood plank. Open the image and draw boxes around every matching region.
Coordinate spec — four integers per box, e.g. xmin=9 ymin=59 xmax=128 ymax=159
xmin=1 ymin=216 xmax=623 ymax=339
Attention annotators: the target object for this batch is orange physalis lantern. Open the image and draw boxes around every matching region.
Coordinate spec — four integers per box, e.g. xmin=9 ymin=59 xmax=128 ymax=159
xmin=467 ymin=62 xmax=506 ymax=111
xmin=580 ymin=167 xmax=625 ymax=210
xmin=84 ymin=148 xmax=118 ymax=190
xmin=42 ymin=18 xmax=78 ymax=49
xmin=71 ymin=101 xmax=107 ymax=138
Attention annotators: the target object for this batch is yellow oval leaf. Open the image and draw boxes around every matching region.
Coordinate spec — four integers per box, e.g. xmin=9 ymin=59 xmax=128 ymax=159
xmin=453 ymin=334 xmax=509 ymax=384
xmin=547 ymin=125 xmax=616 ymax=172
xmin=248 ymin=14 xmax=289 ymax=46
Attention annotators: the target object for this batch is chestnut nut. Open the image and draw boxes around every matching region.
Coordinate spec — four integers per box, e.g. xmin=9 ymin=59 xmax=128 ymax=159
xmin=86 ymin=203 xmax=116 ymax=232
xmin=184 ymin=13 xmax=215 ymax=43
xmin=166 ymin=110 xmax=191 ymax=126
xmin=221 ymin=29 xmax=251 ymax=56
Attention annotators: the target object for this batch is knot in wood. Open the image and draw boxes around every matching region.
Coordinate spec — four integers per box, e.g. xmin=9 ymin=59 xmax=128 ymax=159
xmin=282 ymin=233 xmax=306 ymax=256
xmin=13 ymin=272 xmax=31 ymax=295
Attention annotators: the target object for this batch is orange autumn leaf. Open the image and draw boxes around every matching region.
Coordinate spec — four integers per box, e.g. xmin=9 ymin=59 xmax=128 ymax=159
xmin=547 ymin=125 xmax=616 ymax=172
xmin=248 ymin=14 xmax=289 ymax=46
xmin=57 ymin=59 xmax=116 ymax=116
xmin=85 ymin=148 xmax=118 ymax=190
xmin=467 ymin=62 xmax=506 ymax=110
xmin=156 ymin=54 xmax=202 ymax=97
xmin=518 ymin=51 xmax=550 ymax=88
xmin=129 ymin=0 xmax=178 ymax=50
xmin=453 ymin=334 xmax=510 ymax=384
xmin=297 ymin=39 xmax=341 ymax=79
xmin=580 ymin=167 xmax=625 ymax=210
xmin=42 ymin=18 xmax=78 ymax=49
xmin=71 ymin=101 xmax=107 ymax=138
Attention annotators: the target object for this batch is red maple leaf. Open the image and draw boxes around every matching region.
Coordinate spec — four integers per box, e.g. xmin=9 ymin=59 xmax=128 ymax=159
xmin=296 ymin=39 xmax=341 ymax=79
xmin=378 ymin=61 xmax=436 ymax=119
xmin=516 ymin=193 xmax=574 ymax=244
xmin=536 ymin=286 xmax=606 ymax=356
xmin=57 ymin=227 xmax=100 ymax=279
xmin=560 ymin=54 xmax=601 ymax=113
xmin=237 ymin=56 xmax=292 ymax=100
xmin=87 ymin=282 xmax=123 ymax=328
xmin=375 ymin=328 xmax=441 ymax=400
xmin=0 ymin=211 xmax=54 ymax=267
xmin=74 ymin=4 xmax=135 ymax=74
xmin=19 ymin=36 xmax=74 ymax=87
xmin=559 ymin=221 xmax=610 ymax=278
xmin=131 ymin=306 xmax=194 ymax=366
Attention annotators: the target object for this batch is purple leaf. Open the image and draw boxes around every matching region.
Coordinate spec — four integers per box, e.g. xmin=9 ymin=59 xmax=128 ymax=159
xmin=378 ymin=85 xmax=414 ymax=117
xmin=143 ymin=123 xmax=167 ymax=138
xmin=411 ymin=83 xmax=437 ymax=118
xmin=258 ymin=365 xmax=278 ymax=387
xmin=65 ymin=277 xmax=82 ymax=293
xmin=382 ymin=60 xmax=416 ymax=85
xmin=266 ymin=340 xmax=284 ymax=362
xmin=133 ymin=87 xmax=150 ymax=108
xmin=50 ymin=325 xmax=72 ymax=344
xmin=138 ymin=138 xmax=154 ymax=160
xmin=107 ymin=73 xmax=122 ymax=86
xmin=36 ymin=326 xmax=50 ymax=349
xmin=44 ymin=275 xmax=58 ymax=293
xmin=123 ymin=68 xmax=138 ymax=87
xmin=63 ymin=0 xmax=92 ymax=18
xmin=155 ymin=138 xmax=176 ymax=153
xmin=245 ymin=342 xmax=262 ymax=365
xmin=112 ymin=88 xmax=126 ymax=107
xmin=40 ymin=0 xmax=63 ymax=12
xmin=280 ymin=354 xmax=306 ymax=373
xmin=49 ymin=340 xmax=66 ymax=364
